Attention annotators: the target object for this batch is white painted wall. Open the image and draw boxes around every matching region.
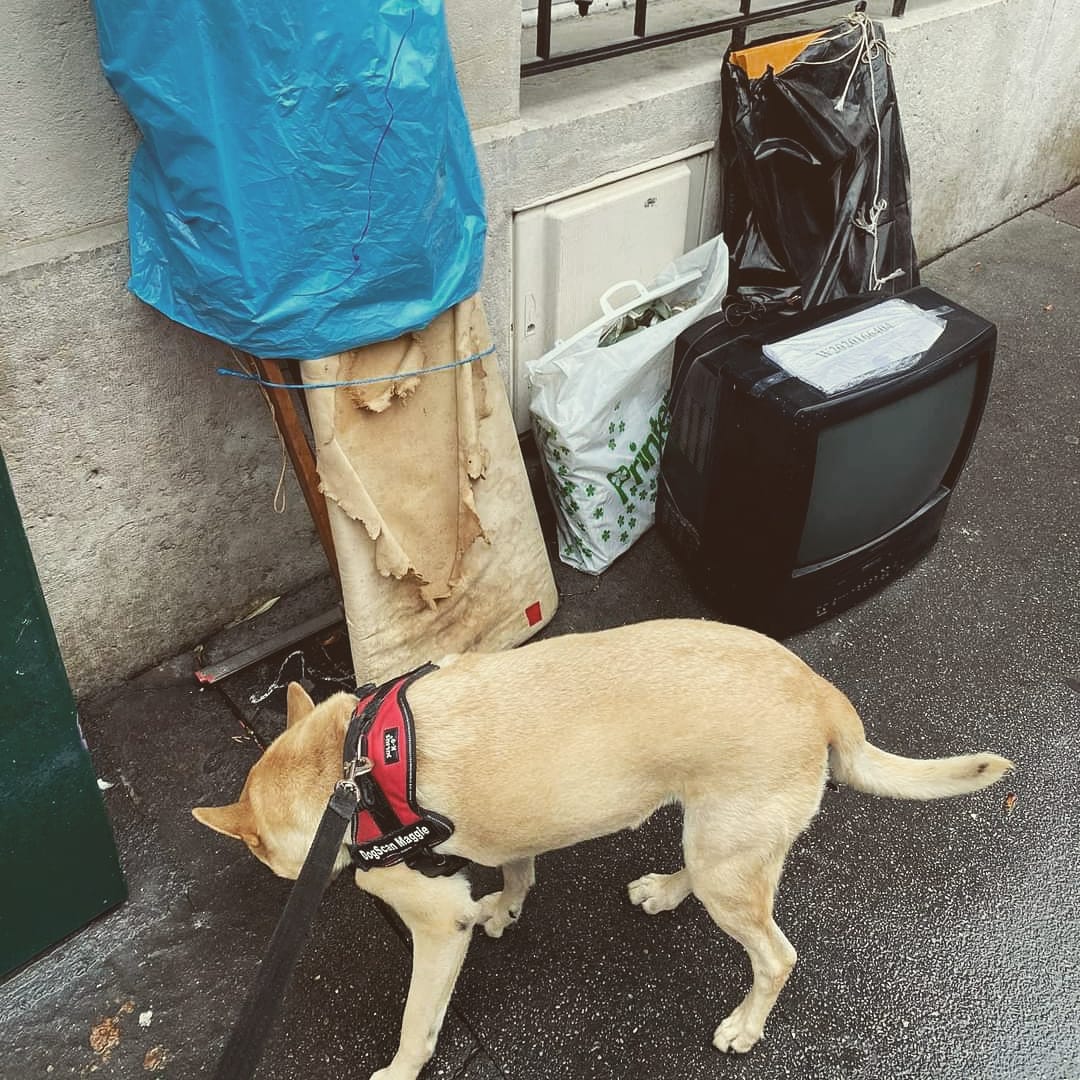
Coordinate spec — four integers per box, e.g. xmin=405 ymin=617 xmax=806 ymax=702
xmin=0 ymin=0 xmax=1076 ymax=695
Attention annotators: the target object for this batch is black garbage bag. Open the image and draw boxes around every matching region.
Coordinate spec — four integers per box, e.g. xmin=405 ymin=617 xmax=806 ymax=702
xmin=720 ymin=13 xmax=918 ymax=308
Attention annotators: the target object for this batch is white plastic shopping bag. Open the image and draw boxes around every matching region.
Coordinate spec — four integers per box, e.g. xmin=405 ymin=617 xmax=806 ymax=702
xmin=528 ymin=236 xmax=729 ymax=573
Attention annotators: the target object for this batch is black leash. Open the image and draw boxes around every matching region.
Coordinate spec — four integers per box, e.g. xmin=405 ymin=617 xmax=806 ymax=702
xmin=210 ymin=666 xmax=464 ymax=1077
xmin=210 ymin=778 xmax=361 ymax=1080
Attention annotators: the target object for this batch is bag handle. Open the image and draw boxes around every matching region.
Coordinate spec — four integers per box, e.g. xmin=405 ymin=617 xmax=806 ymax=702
xmin=599 ymin=280 xmax=650 ymax=316
xmin=598 ymin=268 xmax=704 ymax=320
xmin=539 ymin=268 xmax=708 ymax=359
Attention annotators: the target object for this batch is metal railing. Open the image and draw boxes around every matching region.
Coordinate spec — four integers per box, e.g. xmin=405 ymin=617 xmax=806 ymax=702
xmin=522 ymin=0 xmax=908 ymax=77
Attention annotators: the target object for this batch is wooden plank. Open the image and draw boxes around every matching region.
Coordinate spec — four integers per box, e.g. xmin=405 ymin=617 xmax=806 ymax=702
xmin=251 ymin=356 xmax=340 ymax=582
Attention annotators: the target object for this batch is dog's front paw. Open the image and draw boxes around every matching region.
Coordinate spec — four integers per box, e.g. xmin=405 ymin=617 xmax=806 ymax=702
xmin=712 ymin=1006 xmax=763 ymax=1054
xmin=628 ymin=871 xmax=691 ymax=915
xmin=477 ymin=893 xmax=521 ymax=939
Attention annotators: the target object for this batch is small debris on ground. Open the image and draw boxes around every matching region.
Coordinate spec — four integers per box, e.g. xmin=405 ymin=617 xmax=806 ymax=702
xmin=89 ymin=1001 xmax=134 ymax=1062
xmin=139 ymin=1010 xmax=153 ymax=1028
xmin=1003 ymin=792 xmax=1018 ymax=815
xmin=97 ymin=778 xmax=115 ymax=791
xmin=248 ymin=648 xmax=357 ymax=706
xmin=89 ymin=1016 xmax=120 ymax=1058
xmin=144 ymin=1046 xmax=168 ymax=1072
xmin=225 ymin=595 xmax=281 ymax=628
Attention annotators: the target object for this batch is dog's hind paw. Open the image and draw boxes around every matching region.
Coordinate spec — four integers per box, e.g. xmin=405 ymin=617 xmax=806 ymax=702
xmin=628 ymin=870 xmax=692 ymax=915
xmin=712 ymin=1007 xmax=763 ymax=1054
xmin=478 ymin=894 xmax=521 ymax=939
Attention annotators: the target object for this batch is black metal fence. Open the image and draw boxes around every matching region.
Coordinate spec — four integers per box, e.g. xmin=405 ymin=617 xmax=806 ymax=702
xmin=522 ymin=0 xmax=908 ymax=77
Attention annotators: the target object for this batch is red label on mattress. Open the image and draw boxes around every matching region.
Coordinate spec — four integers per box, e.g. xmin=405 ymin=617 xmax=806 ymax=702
xmin=525 ymin=601 xmax=543 ymax=626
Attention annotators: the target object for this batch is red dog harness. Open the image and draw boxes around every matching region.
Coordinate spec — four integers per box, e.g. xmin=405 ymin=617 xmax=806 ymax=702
xmin=343 ymin=663 xmax=468 ymax=879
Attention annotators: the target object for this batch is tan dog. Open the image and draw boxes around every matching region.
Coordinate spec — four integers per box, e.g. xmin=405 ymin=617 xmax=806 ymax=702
xmin=194 ymin=619 xmax=1011 ymax=1080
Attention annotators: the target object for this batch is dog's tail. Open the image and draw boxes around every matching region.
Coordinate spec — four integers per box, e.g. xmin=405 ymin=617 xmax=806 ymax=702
xmin=828 ymin=699 xmax=1013 ymax=801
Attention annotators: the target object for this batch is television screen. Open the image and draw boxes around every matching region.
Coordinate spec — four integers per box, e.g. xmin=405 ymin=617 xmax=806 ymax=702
xmin=797 ymin=362 xmax=979 ymax=567
xmin=658 ymin=287 xmax=995 ymax=634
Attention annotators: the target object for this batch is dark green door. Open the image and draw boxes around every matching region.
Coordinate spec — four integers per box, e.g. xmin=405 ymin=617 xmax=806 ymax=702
xmin=0 ymin=447 xmax=125 ymax=978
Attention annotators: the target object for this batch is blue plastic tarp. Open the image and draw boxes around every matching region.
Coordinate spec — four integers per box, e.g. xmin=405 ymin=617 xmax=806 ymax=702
xmin=92 ymin=0 xmax=486 ymax=359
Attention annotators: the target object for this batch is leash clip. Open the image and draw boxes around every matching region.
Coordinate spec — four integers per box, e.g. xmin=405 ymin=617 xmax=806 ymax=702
xmin=337 ymin=756 xmax=374 ymax=796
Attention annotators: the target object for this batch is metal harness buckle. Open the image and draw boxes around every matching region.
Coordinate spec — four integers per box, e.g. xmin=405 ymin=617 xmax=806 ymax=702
xmin=336 ymin=756 xmax=374 ymax=797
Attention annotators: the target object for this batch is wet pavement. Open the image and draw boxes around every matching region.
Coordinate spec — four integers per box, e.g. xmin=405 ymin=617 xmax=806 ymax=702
xmin=2 ymin=197 xmax=1078 ymax=1079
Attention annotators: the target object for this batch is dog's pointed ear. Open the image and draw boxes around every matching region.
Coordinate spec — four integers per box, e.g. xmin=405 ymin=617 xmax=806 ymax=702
xmin=192 ymin=803 xmax=260 ymax=847
xmin=286 ymin=681 xmax=315 ymax=728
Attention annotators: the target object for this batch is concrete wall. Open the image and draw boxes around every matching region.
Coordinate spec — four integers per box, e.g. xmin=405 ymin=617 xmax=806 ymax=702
xmin=889 ymin=0 xmax=1080 ymax=255
xmin=1 ymin=0 xmax=1077 ymax=696
xmin=1 ymin=0 xmax=334 ymax=699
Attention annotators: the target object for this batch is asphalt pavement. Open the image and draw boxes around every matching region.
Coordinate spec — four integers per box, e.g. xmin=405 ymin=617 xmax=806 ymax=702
xmin=2 ymin=192 xmax=1078 ymax=1080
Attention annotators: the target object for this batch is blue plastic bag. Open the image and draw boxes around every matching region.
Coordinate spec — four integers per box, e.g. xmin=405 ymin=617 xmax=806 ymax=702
xmin=92 ymin=0 xmax=486 ymax=359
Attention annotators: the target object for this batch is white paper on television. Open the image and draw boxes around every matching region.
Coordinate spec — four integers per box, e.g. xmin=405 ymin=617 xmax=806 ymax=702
xmin=764 ymin=299 xmax=946 ymax=395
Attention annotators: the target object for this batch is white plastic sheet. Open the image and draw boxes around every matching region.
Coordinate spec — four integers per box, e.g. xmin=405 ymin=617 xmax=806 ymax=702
xmin=764 ymin=299 xmax=945 ymax=395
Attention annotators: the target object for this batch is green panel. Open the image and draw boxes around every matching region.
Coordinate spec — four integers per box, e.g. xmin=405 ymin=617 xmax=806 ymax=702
xmin=0 ymin=448 xmax=126 ymax=978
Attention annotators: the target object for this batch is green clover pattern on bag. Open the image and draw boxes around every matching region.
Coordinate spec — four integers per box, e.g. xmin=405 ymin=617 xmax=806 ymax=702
xmin=534 ymin=394 xmax=672 ymax=572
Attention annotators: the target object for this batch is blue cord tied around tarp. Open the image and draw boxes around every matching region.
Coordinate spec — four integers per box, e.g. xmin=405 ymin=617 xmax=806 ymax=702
xmin=218 ymin=345 xmax=496 ymax=390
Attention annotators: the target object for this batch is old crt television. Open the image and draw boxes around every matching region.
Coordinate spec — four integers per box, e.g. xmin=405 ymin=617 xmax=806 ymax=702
xmin=657 ymin=287 xmax=995 ymax=635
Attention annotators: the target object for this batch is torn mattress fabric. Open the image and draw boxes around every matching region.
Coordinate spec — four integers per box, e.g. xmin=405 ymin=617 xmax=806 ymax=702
xmin=302 ymin=297 xmax=558 ymax=682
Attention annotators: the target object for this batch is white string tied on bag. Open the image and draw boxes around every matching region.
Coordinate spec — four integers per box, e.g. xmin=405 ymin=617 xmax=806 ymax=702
xmin=790 ymin=10 xmax=904 ymax=292
xmin=833 ymin=11 xmax=893 ymax=113
xmin=838 ymin=12 xmax=903 ymax=291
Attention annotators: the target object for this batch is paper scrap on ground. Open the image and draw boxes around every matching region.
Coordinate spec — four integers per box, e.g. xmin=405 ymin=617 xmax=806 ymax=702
xmin=764 ymin=299 xmax=945 ymax=395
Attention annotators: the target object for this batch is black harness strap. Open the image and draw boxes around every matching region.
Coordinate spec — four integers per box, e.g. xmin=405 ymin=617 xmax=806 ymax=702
xmin=210 ymin=781 xmax=358 ymax=1080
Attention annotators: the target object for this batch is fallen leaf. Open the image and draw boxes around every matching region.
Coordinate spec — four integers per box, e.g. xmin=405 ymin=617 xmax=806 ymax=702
xmin=144 ymin=1046 xmax=168 ymax=1072
xmin=89 ymin=1001 xmax=135 ymax=1062
xmin=1003 ymin=792 xmax=1018 ymax=815
xmin=225 ymin=596 xmax=281 ymax=628
xmin=89 ymin=1018 xmax=121 ymax=1060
